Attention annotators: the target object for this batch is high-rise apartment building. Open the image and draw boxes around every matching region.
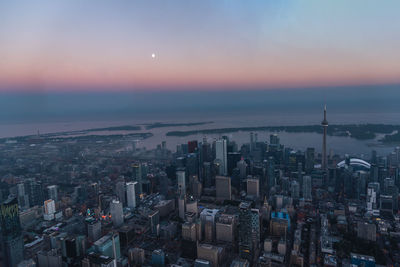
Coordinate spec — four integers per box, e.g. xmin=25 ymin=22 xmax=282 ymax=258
xmin=43 ymin=199 xmax=56 ymax=221
xmin=47 ymin=185 xmax=58 ymax=202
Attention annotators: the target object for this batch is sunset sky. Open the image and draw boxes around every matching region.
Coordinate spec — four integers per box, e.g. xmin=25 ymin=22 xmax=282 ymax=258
xmin=1 ymin=0 xmax=399 ymax=91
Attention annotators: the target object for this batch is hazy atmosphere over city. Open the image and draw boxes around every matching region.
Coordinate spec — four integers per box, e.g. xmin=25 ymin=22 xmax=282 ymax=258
xmin=0 ymin=1 xmax=400 ymax=267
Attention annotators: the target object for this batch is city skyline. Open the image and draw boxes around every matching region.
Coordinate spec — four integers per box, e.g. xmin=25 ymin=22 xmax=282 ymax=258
xmin=1 ymin=1 xmax=400 ymax=266
xmin=1 ymin=0 xmax=400 ymax=92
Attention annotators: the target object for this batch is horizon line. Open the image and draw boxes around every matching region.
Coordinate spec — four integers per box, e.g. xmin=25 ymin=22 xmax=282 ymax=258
xmin=0 ymin=82 xmax=399 ymax=94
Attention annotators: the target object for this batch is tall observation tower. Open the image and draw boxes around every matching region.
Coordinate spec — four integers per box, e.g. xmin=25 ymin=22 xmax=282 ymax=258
xmin=321 ymin=105 xmax=328 ymax=171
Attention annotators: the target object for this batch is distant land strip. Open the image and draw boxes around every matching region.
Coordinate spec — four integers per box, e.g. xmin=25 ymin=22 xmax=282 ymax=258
xmin=38 ymin=125 xmax=142 ymax=137
xmin=52 ymin=132 xmax=153 ymax=141
xmin=144 ymin=121 xmax=213 ymax=130
xmin=0 ymin=126 xmax=149 ymax=142
xmin=166 ymin=124 xmax=400 ymax=143
xmin=85 ymin=125 xmax=141 ymax=132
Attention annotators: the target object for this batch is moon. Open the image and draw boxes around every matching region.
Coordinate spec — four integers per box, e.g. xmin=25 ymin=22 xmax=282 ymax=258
xmin=151 ymin=53 xmax=156 ymax=59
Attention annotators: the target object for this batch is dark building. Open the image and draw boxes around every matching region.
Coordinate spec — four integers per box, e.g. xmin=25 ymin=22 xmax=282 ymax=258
xmin=74 ymin=185 xmax=88 ymax=204
xmin=83 ymin=252 xmax=115 ymax=267
xmin=181 ymin=239 xmax=197 ymax=259
xmin=64 ymin=237 xmax=78 ymax=258
xmin=239 ymin=202 xmax=253 ymax=261
xmin=252 ymin=165 xmax=265 ymax=189
xmin=188 ymin=140 xmax=198 ymax=154
xmin=305 ymin=147 xmax=315 ymax=173
xmin=119 ymin=225 xmax=136 ymax=248
xmin=24 ymin=178 xmax=44 ymax=207
xmin=202 ymin=162 xmax=214 ymax=188
xmin=200 ymin=139 xmax=213 ymax=164
xmin=181 ymin=143 xmax=189 ymax=155
xmin=158 ymin=172 xmax=170 ymax=197
xmin=0 ymin=195 xmax=24 ymax=267
xmin=227 ymin=152 xmax=242 ymax=176
xmin=231 ymin=168 xmax=241 ymax=191
xmin=186 ymin=153 xmax=199 ymax=176
xmin=267 ymin=157 xmax=276 ymax=191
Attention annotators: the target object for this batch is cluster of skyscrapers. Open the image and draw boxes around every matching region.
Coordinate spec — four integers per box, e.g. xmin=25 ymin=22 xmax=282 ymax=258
xmin=0 ymin=107 xmax=399 ymax=266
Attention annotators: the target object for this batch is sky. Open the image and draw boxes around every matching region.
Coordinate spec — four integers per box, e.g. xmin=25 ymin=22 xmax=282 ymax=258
xmin=0 ymin=0 xmax=400 ymax=91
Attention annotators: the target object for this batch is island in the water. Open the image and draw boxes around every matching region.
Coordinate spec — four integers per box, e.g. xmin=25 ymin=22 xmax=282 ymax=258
xmin=85 ymin=125 xmax=141 ymax=132
xmin=144 ymin=121 xmax=213 ymax=130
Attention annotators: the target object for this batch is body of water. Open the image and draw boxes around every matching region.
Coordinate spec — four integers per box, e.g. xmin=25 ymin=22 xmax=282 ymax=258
xmin=1 ymin=86 xmax=399 ymax=157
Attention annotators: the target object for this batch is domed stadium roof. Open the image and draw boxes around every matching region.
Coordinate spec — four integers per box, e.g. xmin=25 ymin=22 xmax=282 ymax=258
xmin=337 ymin=158 xmax=371 ymax=169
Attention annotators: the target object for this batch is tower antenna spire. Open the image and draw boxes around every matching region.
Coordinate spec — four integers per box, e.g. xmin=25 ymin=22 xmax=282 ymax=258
xmin=321 ymin=105 xmax=328 ymax=171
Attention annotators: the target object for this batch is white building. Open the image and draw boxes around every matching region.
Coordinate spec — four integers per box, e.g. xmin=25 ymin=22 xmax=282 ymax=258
xmin=43 ymin=199 xmax=56 ymax=221
xmin=126 ymin=182 xmax=138 ymax=209
xmin=367 ymin=182 xmax=380 ymax=212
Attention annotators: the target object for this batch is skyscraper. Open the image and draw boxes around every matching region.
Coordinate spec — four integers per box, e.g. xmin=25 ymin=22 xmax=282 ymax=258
xmin=43 ymin=199 xmax=56 ymax=221
xmin=0 ymin=195 xmax=24 ymax=267
xmin=126 ymin=182 xmax=138 ymax=209
xmin=250 ymin=132 xmax=254 ymax=151
xmin=110 ymin=200 xmax=124 ymax=227
xmin=132 ymin=163 xmax=142 ymax=194
xmin=269 ymin=134 xmax=280 ymax=151
xmin=215 ymin=139 xmax=227 ymax=176
xmin=246 ymin=177 xmax=260 ymax=198
xmin=115 ymin=181 xmax=126 ymax=206
xmin=186 ymin=153 xmax=199 ymax=176
xmin=305 ymin=147 xmax=315 ymax=173
xmin=302 ymin=175 xmax=312 ymax=201
xmin=178 ymin=195 xmax=186 ymax=220
xmin=188 ymin=140 xmax=198 ymax=154
xmin=227 ymin=152 xmax=241 ymax=176
xmin=200 ymin=208 xmax=219 ymax=242
xmin=24 ymin=178 xmax=44 ymax=207
xmin=238 ymin=202 xmax=260 ymax=261
xmin=367 ymin=182 xmax=380 ymax=212
xmin=177 ymin=170 xmax=186 ymax=197
xmin=87 ymin=218 xmax=102 ymax=242
xmin=17 ymin=183 xmax=29 ymax=210
xmin=239 ymin=201 xmax=253 ymax=261
xmin=250 ymin=208 xmax=260 ymax=252
xmin=237 ymin=158 xmax=248 ymax=181
xmin=47 ymin=185 xmax=58 ymax=202
xmin=321 ymin=105 xmax=328 ymax=171
xmin=202 ymin=162 xmax=213 ymax=188
xmin=267 ymin=157 xmax=276 ymax=190
xmin=291 ymin=180 xmax=300 ymax=199
xmin=215 ymin=176 xmax=231 ymax=201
